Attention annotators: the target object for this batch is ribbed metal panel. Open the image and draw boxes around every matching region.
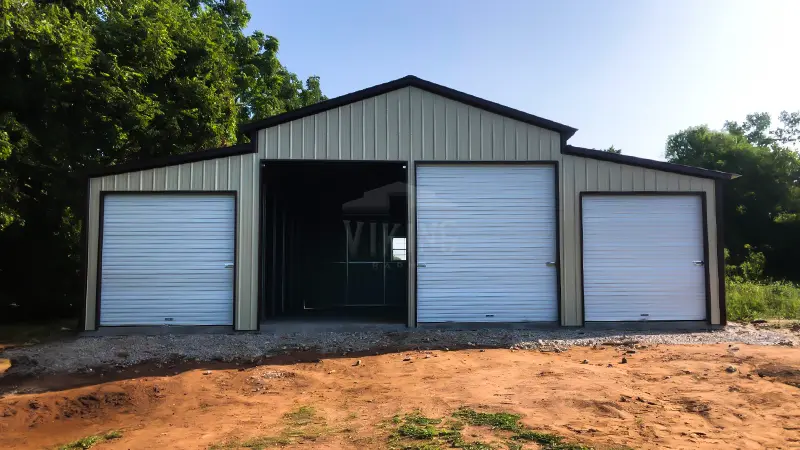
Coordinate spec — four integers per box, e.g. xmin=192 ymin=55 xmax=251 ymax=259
xmin=416 ymin=165 xmax=558 ymax=322
xmin=99 ymin=195 xmax=235 ymax=326
xmin=83 ymin=84 xmax=726 ymax=330
xmin=582 ymin=196 xmax=706 ymax=321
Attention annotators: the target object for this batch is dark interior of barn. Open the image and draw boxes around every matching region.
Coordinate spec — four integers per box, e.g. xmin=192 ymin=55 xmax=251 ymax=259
xmin=261 ymin=162 xmax=408 ymax=323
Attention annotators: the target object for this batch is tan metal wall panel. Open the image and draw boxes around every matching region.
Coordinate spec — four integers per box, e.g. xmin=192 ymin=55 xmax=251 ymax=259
xmin=399 ymin=89 xmax=411 ymax=161
xmin=256 ymin=88 xmax=419 ymax=162
xmin=561 ymin=155 xmax=721 ymax=325
xmin=86 ymin=85 xmax=723 ymax=330
xmin=247 ymin=85 xmax=720 ymax=326
xmin=84 ymin=153 xmax=260 ymax=331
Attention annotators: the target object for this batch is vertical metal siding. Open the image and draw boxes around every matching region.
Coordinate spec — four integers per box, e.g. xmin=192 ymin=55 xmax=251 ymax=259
xmin=85 ymin=86 xmax=723 ymax=330
xmin=256 ymin=87 xmax=718 ymax=326
xmin=84 ymin=153 xmax=260 ymax=330
xmin=562 ymin=156 xmax=720 ymax=325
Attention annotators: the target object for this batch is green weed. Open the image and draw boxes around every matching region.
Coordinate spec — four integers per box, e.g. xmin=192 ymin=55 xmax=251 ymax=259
xmin=452 ymin=408 xmax=521 ymax=431
xmin=727 ymin=279 xmax=800 ymax=321
xmin=209 ymin=405 xmax=327 ymax=449
xmin=388 ymin=408 xmax=598 ymax=450
xmin=57 ymin=430 xmax=122 ymax=450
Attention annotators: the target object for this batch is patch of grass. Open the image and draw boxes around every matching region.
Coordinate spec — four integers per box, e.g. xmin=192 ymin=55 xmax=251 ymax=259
xmin=240 ymin=436 xmax=292 ymax=449
xmin=389 ymin=412 xmax=466 ymax=449
xmin=103 ymin=430 xmax=123 ymax=440
xmin=727 ymin=279 xmax=800 ymax=321
xmin=452 ymin=408 xmax=521 ymax=431
xmin=405 ymin=411 xmax=444 ymax=426
xmin=210 ymin=406 xmax=329 ymax=449
xmin=388 ymin=409 xmax=594 ymax=450
xmin=512 ymin=430 xmax=591 ymax=449
xmin=57 ymin=430 xmax=122 ymax=450
xmin=283 ymin=405 xmax=315 ymax=426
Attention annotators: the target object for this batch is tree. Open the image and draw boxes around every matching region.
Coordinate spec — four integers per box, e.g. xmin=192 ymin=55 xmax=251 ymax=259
xmin=0 ymin=0 xmax=325 ymax=321
xmin=665 ymin=113 xmax=800 ymax=282
xmin=604 ymin=145 xmax=622 ymax=154
xmin=724 ymin=111 xmax=800 ymax=148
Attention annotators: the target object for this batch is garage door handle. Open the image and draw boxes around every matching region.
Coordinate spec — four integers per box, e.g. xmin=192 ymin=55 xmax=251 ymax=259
xmin=545 ymin=261 xmax=557 ymax=267
xmin=224 ymin=262 xmax=235 ymax=269
xmin=693 ymin=261 xmax=704 ymax=267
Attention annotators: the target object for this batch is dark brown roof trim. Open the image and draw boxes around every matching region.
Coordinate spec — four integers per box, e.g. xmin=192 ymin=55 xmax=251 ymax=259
xmin=239 ymin=75 xmax=578 ymax=139
xmin=563 ymin=145 xmax=740 ymax=180
xmin=86 ymin=142 xmax=255 ymax=178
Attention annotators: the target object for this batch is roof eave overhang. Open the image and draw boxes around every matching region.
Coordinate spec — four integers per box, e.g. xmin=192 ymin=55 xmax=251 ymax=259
xmin=563 ymin=145 xmax=740 ymax=181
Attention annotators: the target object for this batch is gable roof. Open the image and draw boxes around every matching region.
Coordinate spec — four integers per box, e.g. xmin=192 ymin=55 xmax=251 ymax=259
xmin=239 ymin=75 xmax=579 ymax=139
xmin=564 ymin=145 xmax=739 ymax=180
xmin=86 ymin=75 xmax=739 ymax=181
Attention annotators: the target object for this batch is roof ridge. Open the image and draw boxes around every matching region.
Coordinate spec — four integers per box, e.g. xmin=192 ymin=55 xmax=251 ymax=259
xmin=238 ymin=75 xmax=578 ymax=139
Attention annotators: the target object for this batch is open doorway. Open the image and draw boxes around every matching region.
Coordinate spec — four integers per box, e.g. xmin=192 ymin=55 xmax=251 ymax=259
xmin=261 ymin=161 xmax=408 ymax=324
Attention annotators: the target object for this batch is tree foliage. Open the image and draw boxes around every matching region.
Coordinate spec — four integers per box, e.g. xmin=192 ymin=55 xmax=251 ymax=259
xmin=604 ymin=145 xmax=622 ymax=154
xmin=0 ymin=0 xmax=324 ymax=320
xmin=666 ymin=111 xmax=800 ymax=282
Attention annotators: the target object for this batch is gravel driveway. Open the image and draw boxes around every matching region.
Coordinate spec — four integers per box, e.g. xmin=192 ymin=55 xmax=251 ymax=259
xmin=1 ymin=323 xmax=796 ymax=376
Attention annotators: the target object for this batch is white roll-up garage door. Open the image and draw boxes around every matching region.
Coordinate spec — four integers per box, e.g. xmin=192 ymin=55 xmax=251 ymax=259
xmin=99 ymin=194 xmax=235 ymax=326
xmin=416 ymin=165 xmax=558 ymax=322
xmin=582 ymin=195 xmax=707 ymax=322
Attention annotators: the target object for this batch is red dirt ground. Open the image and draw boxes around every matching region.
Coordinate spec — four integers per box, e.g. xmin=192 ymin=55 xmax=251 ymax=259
xmin=1 ymin=344 xmax=799 ymax=449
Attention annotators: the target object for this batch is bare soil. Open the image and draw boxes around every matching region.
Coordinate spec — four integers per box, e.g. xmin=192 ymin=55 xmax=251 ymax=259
xmin=1 ymin=344 xmax=799 ymax=449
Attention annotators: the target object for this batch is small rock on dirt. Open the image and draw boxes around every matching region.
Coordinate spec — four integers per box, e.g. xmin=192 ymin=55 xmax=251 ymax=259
xmin=581 ymin=360 xmax=589 ymax=364
xmin=725 ymin=366 xmax=737 ymax=373
xmin=353 ymin=360 xmax=362 ymax=366
xmin=403 ymin=356 xmax=412 ymax=361
xmin=203 ymin=370 xmax=212 ymax=375
xmin=621 ymin=357 xmax=628 ymax=364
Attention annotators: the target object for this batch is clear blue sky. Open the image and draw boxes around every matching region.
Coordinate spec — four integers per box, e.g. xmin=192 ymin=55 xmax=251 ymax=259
xmin=246 ymin=0 xmax=798 ymax=160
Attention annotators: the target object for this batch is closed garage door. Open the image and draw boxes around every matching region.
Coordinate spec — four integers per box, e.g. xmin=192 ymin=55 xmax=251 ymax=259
xmin=99 ymin=194 xmax=235 ymax=326
xmin=416 ymin=165 xmax=558 ymax=322
xmin=582 ymin=195 xmax=707 ymax=322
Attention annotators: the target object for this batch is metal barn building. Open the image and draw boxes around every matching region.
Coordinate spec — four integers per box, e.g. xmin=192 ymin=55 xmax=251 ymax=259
xmin=81 ymin=76 xmax=738 ymax=331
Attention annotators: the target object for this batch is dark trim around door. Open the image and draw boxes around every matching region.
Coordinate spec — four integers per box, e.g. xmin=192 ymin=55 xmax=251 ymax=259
xmin=80 ymin=178 xmax=91 ymax=331
xmin=578 ymin=191 xmax=713 ymax=325
xmin=94 ymin=191 xmax=239 ymax=330
xmin=715 ymin=180 xmax=728 ymax=325
xmin=413 ymin=161 xmax=562 ymax=324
